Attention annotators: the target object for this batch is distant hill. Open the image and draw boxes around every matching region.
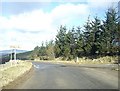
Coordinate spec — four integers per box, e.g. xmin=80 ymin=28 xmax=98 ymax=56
xmin=0 ymin=49 xmax=28 ymax=55
xmin=17 ymin=51 xmax=33 ymax=60
xmin=0 ymin=50 xmax=32 ymax=64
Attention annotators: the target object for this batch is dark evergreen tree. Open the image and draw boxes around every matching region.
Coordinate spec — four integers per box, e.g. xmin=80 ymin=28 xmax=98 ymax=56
xmin=102 ymin=7 xmax=119 ymax=55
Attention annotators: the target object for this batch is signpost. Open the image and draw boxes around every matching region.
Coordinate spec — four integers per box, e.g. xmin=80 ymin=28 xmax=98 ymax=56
xmin=10 ymin=45 xmax=20 ymax=61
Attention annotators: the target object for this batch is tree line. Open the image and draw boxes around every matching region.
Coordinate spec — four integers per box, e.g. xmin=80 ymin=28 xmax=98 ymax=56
xmin=30 ymin=41 xmax=55 ymax=60
xmin=31 ymin=7 xmax=120 ymax=60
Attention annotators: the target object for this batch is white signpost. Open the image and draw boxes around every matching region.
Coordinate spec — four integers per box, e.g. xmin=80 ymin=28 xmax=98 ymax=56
xmin=10 ymin=45 xmax=20 ymax=61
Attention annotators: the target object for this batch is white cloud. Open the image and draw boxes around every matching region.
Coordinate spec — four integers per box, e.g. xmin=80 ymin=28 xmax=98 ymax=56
xmin=9 ymin=10 xmax=52 ymax=32
xmin=0 ymin=3 xmax=89 ymax=50
xmin=51 ymin=3 xmax=88 ymax=18
xmin=88 ymin=0 xmax=119 ymax=9
xmin=85 ymin=0 xmax=119 ymax=21
xmin=1 ymin=1 xmax=119 ymax=50
xmin=51 ymin=3 xmax=89 ymax=26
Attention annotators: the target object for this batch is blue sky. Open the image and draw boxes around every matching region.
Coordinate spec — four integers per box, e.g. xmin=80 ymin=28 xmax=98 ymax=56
xmin=0 ymin=0 xmax=119 ymax=50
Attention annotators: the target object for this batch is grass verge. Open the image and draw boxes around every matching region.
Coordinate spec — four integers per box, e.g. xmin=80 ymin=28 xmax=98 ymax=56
xmin=0 ymin=61 xmax=32 ymax=89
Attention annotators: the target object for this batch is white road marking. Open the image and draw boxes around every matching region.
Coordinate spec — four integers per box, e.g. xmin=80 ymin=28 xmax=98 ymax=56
xmin=33 ymin=65 xmax=40 ymax=69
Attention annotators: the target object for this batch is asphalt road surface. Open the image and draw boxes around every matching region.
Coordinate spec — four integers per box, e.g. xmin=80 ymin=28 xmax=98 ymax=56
xmin=16 ymin=62 xmax=118 ymax=89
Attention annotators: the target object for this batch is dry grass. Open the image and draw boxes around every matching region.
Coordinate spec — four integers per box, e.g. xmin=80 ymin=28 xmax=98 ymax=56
xmin=0 ymin=60 xmax=32 ymax=88
xmin=36 ymin=56 xmax=118 ymax=65
xmin=78 ymin=56 xmax=118 ymax=64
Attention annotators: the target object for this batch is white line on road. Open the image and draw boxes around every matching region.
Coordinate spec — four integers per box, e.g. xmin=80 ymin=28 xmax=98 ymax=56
xmin=33 ymin=65 xmax=40 ymax=69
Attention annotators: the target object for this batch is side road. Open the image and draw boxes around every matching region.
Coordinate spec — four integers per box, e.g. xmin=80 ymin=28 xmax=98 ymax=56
xmin=34 ymin=60 xmax=119 ymax=71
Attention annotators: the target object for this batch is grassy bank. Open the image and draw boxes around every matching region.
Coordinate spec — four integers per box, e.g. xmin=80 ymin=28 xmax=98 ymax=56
xmin=77 ymin=56 xmax=118 ymax=64
xmin=35 ymin=56 xmax=118 ymax=64
xmin=0 ymin=60 xmax=32 ymax=89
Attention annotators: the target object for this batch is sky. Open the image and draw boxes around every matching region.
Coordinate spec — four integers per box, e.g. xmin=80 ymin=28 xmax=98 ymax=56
xmin=0 ymin=0 xmax=119 ymax=51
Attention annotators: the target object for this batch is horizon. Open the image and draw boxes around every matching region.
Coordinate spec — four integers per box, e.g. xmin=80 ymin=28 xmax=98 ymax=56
xmin=0 ymin=0 xmax=119 ymax=51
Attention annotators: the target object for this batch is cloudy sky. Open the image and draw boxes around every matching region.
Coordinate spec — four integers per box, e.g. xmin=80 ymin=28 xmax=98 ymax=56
xmin=0 ymin=0 xmax=119 ymax=51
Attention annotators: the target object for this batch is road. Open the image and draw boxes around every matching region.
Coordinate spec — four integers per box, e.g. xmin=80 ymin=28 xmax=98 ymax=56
xmin=15 ymin=62 xmax=118 ymax=89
